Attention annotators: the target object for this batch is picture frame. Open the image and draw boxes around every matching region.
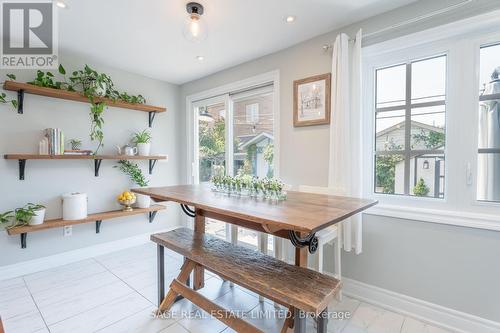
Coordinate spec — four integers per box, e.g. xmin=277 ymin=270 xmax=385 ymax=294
xmin=293 ymin=73 xmax=331 ymax=127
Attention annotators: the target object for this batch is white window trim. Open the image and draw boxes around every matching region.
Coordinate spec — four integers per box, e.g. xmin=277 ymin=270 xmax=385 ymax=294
xmin=185 ymin=70 xmax=280 ymax=184
xmin=362 ymin=10 xmax=500 ymax=231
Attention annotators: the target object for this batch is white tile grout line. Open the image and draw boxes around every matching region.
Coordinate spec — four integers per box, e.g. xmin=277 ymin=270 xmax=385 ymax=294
xmin=21 ymin=276 xmax=51 ymax=333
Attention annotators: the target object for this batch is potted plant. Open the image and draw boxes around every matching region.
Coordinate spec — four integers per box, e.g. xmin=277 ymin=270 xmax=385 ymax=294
xmin=26 ymin=203 xmax=46 ymax=225
xmin=116 ymin=160 xmax=151 ymax=208
xmin=0 ymin=203 xmax=44 ymax=229
xmin=132 ymin=129 xmax=152 ymax=156
xmin=69 ymin=138 xmax=82 ymax=150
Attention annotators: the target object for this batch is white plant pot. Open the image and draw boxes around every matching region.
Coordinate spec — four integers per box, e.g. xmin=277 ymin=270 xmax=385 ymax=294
xmin=29 ymin=208 xmax=46 ymax=225
xmin=137 ymin=143 xmax=151 ymax=156
xmin=136 ymin=193 xmax=151 ymax=208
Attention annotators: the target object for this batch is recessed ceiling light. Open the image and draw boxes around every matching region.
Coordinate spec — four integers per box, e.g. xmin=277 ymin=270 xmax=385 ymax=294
xmin=196 ymin=55 xmax=205 ymax=61
xmin=56 ymin=1 xmax=67 ymax=8
xmin=285 ymin=15 xmax=296 ymax=23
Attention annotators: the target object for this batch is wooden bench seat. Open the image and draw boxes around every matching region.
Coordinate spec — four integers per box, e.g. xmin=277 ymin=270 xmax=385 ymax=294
xmin=151 ymin=228 xmax=341 ymax=332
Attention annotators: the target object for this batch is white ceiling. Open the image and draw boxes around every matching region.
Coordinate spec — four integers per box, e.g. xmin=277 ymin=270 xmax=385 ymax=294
xmin=59 ymin=0 xmax=416 ymax=84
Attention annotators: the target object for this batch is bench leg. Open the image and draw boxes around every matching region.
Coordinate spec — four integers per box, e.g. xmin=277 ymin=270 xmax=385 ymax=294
xmin=317 ymin=308 xmax=328 ymax=333
xmin=158 ymin=259 xmax=197 ymax=313
xmin=258 ymin=233 xmax=268 ymax=302
xmin=157 ymin=244 xmax=165 ymax=308
xmin=193 ymin=210 xmax=205 ymax=290
xmin=293 ymin=308 xmax=306 ymax=333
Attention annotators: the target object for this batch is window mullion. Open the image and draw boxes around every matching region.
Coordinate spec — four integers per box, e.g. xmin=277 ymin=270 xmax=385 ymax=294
xmin=404 ymin=63 xmax=412 ymax=195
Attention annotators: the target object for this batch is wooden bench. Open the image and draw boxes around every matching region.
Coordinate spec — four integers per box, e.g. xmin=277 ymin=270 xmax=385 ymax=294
xmin=151 ymin=228 xmax=341 ymax=333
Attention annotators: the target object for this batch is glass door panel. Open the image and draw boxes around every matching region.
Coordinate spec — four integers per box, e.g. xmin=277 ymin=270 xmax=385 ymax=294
xmin=193 ymin=97 xmax=228 ymax=239
xmin=231 ymin=85 xmax=275 ymax=249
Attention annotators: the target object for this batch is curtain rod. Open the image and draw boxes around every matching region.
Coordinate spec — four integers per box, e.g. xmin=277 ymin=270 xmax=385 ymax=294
xmin=321 ymin=0 xmax=472 ymax=51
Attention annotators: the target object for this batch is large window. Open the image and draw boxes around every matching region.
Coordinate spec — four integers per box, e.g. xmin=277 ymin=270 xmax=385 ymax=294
xmin=374 ymin=55 xmax=447 ymax=198
xmin=477 ymin=42 xmax=500 ymax=202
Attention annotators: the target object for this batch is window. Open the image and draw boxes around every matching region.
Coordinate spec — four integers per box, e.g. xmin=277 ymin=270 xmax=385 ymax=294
xmin=245 ymin=103 xmax=259 ymax=124
xmin=374 ymin=55 xmax=446 ymax=198
xmin=478 ymin=42 xmax=500 ymax=202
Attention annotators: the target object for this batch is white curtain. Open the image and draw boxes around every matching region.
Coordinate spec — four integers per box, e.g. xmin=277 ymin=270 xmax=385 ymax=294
xmin=328 ymin=29 xmax=363 ymax=254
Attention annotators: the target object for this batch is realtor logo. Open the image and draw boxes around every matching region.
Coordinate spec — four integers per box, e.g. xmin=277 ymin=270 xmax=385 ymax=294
xmin=1 ymin=0 xmax=58 ymax=68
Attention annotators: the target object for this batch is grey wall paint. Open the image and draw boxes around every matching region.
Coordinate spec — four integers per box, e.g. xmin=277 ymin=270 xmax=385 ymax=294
xmin=0 ymin=52 xmax=183 ymax=266
xmin=180 ymin=0 xmax=500 ymax=322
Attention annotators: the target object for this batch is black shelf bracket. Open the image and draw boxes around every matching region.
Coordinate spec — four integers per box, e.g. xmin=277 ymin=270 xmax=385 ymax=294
xmin=149 ymin=159 xmax=158 ymax=175
xmin=149 ymin=111 xmax=157 ymax=127
xmin=96 ymin=220 xmax=102 ymax=233
xmin=17 ymin=89 xmax=24 ymax=114
xmin=19 ymin=159 xmax=26 ymax=180
xmin=149 ymin=211 xmax=158 ymax=223
xmin=94 ymin=159 xmax=102 ymax=177
xmin=20 ymin=233 xmax=27 ymax=248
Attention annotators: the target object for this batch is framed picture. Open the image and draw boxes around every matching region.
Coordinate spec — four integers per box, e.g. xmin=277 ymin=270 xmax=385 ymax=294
xmin=293 ymin=73 xmax=331 ymax=127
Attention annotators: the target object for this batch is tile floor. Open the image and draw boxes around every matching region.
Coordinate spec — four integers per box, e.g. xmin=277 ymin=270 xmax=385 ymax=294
xmin=0 ymin=243 xmax=457 ymax=333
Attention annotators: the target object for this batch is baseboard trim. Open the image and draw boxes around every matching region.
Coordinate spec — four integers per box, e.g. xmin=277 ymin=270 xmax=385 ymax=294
xmin=342 ymin=277 xmax=500 ymax=333
xmin=0 ymin=226 xmax=179 ymax=281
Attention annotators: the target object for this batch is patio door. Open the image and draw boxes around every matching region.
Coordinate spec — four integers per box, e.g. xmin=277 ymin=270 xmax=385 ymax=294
xmin=190 ymin=83 xmax=276 ymax=249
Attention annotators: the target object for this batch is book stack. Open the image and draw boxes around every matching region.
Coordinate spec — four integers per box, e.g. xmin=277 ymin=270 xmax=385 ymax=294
xmin=39 ymin=128 xmax=64 ymax=155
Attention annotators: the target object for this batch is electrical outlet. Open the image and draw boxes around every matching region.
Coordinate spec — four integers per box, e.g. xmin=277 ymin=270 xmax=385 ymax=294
xmin=63 ymin=226 xmax=72 ymax=237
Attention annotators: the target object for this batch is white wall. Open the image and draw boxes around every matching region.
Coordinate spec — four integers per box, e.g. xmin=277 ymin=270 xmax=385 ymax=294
xmin=180 ymin=0 xmax=500 ymax=323
xmin=0 ymin=51 xmax=183 ymax=266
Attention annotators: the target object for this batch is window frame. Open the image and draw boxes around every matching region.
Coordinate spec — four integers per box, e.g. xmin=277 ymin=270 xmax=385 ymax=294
xmin=361 ymin=11 xmax=500 ymax=230
xmin=373 ymin=55 xmax=447 ymax=197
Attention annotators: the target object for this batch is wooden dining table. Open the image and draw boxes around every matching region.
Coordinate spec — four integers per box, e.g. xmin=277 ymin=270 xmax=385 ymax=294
xmin=132 ymin=184 xmax=377 ymax=328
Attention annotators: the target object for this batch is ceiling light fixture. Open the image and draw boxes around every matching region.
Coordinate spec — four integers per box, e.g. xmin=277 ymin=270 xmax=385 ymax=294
xmin=285 ymin=15 xmax=296 ymax=23
xmin=55 ymin=1 xmax=67 ymax=8
xmin=183 ymin=2 xmax=207 ymax=42
xmin=196 ymin=55 xmax=205 ymax=61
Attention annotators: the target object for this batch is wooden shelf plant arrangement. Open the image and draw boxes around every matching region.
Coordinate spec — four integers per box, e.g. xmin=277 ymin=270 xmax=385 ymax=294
xmin=3 ymin=154 xmax=167 ymax=180
xmin=7 ymin=205 xmax=165 ymax=248
xmin=0 ymin=65 xmax=169 ymax=247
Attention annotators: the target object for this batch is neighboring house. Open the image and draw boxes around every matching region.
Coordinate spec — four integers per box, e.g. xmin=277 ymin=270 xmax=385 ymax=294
xmin=235 ymin=132 xmax=274 ymax=178
xmin=377 ymin=120 xmax=445 ymax=197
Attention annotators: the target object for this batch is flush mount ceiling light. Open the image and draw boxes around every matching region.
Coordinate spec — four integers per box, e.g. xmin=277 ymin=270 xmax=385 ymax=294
xmin=55 ymin=1 xmax=67 ymax=8
xmin=183 ymin=2 xmax=207 ymax=42
xmin=285 ymin=15 xmax=296 ymax=23
xmin=196 ymin=55 xmax=205 ymax=61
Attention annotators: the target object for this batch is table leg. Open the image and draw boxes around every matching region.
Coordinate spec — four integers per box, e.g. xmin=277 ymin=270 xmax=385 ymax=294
xmin=193 ymin=209 xmax=205 ymax=290
xmin=317 ymin=308 xmax=328 ymax=333
xmin=294 ymin=308 xmax=306 ymax=333
xmin=157 ymin=244 xmax=165 ymax=308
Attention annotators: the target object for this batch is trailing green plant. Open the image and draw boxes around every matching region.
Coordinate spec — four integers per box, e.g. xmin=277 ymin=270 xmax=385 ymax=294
xmin=116 ymin=160 xmax=149 ymax=187
xmin=89 ymin=102 xmax=106 ymax=154
xmin=0 ymin=74 xmax=18 ymax=109
xmin=131 ymin=129 xmax=152 ymax=144
xmin=0 ymin=211 xmax=13 ymax=225
xmin=2 ymin=64 xmax=148 ymax=154
xmin=69 ymin=138 xmax=82 ymax=150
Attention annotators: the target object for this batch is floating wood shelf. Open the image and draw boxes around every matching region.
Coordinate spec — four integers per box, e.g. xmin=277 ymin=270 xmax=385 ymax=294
xmin=7 ymin=204 xmax=166 ymax=248
xmin=4 ymin=154 xmax=167 ymax=179
xmin=3 ymin=81 xmax=166 ymax=126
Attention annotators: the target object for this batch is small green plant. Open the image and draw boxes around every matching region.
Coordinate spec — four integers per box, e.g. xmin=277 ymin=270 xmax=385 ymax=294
xmin=69 ymin=139 xmax=82 ymax=150
xmin=0 ymin=204 xmax=45 ymax=229
xmin=413 ymin=177 xmax=430 ymax=197
xmin=0 ymin=74 xmax=18 ymax=109
xmin=116 ymin=160 xmax=149 ymax=187
xmin=131 ymin=129 xmax=152 ymax=144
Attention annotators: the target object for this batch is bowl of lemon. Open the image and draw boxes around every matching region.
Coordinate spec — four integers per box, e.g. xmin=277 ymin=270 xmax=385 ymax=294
xmin=117 ymin=191 xmax=136 ymax=211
